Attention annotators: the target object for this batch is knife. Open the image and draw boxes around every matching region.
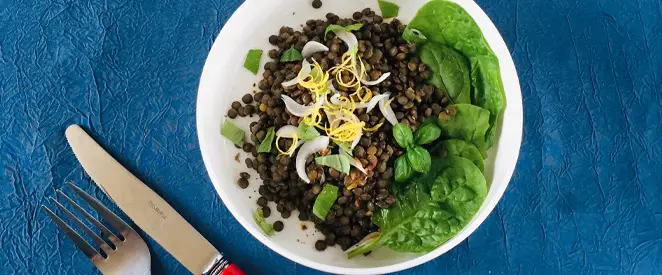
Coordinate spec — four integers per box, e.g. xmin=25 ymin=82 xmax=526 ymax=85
xmin=65 ymin=125 xmax=245 ymax=275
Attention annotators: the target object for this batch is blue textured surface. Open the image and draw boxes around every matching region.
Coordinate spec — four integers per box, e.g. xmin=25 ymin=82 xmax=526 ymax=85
xmin=1 ymin=0 xmax=661 ymax=274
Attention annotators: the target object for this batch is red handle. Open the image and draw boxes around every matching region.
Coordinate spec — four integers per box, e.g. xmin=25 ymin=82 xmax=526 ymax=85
xmin=221 ymin=264 xmax=245 ymax=275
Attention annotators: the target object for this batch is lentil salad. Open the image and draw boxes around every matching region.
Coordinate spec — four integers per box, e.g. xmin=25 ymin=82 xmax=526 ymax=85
xmin=221 ymin=0 xmax=506 ymax=258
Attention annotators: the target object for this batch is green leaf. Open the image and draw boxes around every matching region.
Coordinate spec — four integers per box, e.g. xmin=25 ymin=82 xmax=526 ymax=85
xmin=378 ymin=0 xmax=400 ymax=18
xmin=419 ymin=43 xmax=471 ymax=104
xmin=437 ymin=104 xmax=491 ymax=157
xmin=315 ymin=154 xmax=352 ymax=174
xmin=220 ymin=120 xmax=245 ymax=147
xmin=437 ymin=139 xmax=485 ymax=172
xmin=325 ymin=24 xmax=363 ymax=40
xmin=312 ymin=184 xmax=339 ymax=220
xmin=429 ymin=156 xmax=487 ymax=222
xmin=393 ymin=123 xmax=414 ymax=148
xmin=408 ymin=0 xmax=505 ymax=146
xmin=414 ymin=123 xmax=442 ymax=145
xmin=257 ymin=127 xmax=276 ymax=153
xmin=402 ymin=27 xmax=428 ymax=45
xmin=394 ymin=156 xmax=413 ymax=182
xmin=243 ymin=49 xmax=263 ymax=75
xmin=253 ymin=208 xmax=274 ymax=237
xmin=298 ymin=123 xmax=320 ymax=141
xmin=406 ymin=146 xmax=431 ymax=173
xmin=335 ymin=141 xmax=353 ymax=156
xmin=280 ymin=46 xmax=304 ymax=62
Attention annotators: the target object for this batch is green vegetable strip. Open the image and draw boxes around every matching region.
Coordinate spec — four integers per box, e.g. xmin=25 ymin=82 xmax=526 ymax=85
xmin=378 ymin=0 xmax=400 ymax=18
xmin=402 ymin=28 xmax=427 ymax=44
xmin=253 ymin=208 xmax=274 ymax=237
xmin=324 ymin=24 xmax=363 ymax=40
xmin=312 ymin=184 xmax=339 ymax=220
xmin=298 ymin=123 xmax=320 ymax=141
xmin=257 ymin=127 xmax=276 ymax=153
xmin=315 ymin=154 xmax=351 ymax=174
xmin=220 ymin=120 xmax=245 ymax=147
xmin=243 ymin=49 xmax=263 ymax=75
xmin=280 ymin=46 xmax=304 ymax=62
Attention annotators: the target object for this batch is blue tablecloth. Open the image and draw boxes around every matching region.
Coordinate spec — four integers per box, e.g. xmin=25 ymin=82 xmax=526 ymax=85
xmin=1 ymin=0 xmax=661 ymax=274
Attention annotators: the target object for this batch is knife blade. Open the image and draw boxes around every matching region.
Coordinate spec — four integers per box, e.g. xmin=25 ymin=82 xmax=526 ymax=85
xmin=65 ymin=125 xmax=243 ymax=275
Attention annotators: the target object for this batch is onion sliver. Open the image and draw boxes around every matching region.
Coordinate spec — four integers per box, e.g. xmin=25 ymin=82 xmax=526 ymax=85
xmin=351 ymin=130 xmax=362 ymax=149
xmin=282 ymin=59 xmax=312 ymax=87
xmin=361 ymin=72 xmax=391 ymax=86
xmin=379 ymin=96 xmax=398 ymax=125
xmin=328 ymin=80 xmax=339 ymax=94
xmin=332 ymin=30 xmax=358 ymax=51
xmin=364 ymin=93 xmax=390 ymax=112
xmin=350 ymin=157 xmax=367 ymax=174
xmin=302 ymin=41 xmax=329 ymax=58
xmin=282 ymin=95 xmax=317 ymax=117
xmin=296 ymin=136 xmax=330 ymax=183
xmin=276 ymin=125 xmax=299 ymax=138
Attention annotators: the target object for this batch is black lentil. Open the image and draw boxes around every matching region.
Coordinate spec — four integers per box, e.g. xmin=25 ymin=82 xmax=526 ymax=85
xmin=273 ymin=221 xmax=284 ymax=232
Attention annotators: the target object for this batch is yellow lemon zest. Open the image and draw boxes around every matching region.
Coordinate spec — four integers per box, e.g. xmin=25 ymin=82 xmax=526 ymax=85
xmin=276 ymin=133 xmax=299 ymax=156
xmin=363 ymin=122 xmax=384 ymax=132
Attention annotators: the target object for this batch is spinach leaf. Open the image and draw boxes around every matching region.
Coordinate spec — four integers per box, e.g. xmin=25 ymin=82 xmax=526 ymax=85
xmin=419 ymin=43 xmax=471 ymax=104
xmin=408 ymin=0 xmax=505 ymax=145
xmin=243 ymin=49 xmax=263 ymax=75
xmin=429 ymin=156 xmax=487 ymax=221
xmin=378 ymin=0 xmax=400 ymax=18
xmin=438 ymin=139 xmax=484 ymax=172
xmin=406 ymin=146 xmax=431 ymax=173
xmin=437 ymin=104 xmax=490 ymax=157
xmin=221 ymin=120 xmax=245 ymax=147
xmin=312 ymin=184 xmax=339 ymax=220
xmin=394 ymin=156 xmax=413 ymax=182
xmin=280 ymin=46 xmax=304 ymax=62
xmin=253 ymin=208 xmax=274 ymax=237
xmin=393 ymin=123 xmax=414 ymax=148
xmin=402 ymin=27 xmax=427 ymax=45
xmin=325 ymin=24 xmax=363 ymax=40
xmin=298 ymin=123 xmax=320 ymax=141
xmin=257 ymin=127 xmax=276 ymax=153
xmin=414 ymin=123 xmax=442 ymax=145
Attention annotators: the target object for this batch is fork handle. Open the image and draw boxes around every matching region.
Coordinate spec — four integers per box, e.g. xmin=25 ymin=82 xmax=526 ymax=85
xmin=220 ymin=264 xmax=245 ymax=275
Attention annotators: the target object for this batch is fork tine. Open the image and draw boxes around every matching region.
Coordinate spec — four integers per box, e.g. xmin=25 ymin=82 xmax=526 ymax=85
xmin=42 ymin=205 xmax=102 ymax=260
xmin=67 ymin=182 xmax=132 ymax=236
xmin=50 ymin=196 xmax=113 ymax=253
xmin=57 ymin=190 xmax=121 ymax=245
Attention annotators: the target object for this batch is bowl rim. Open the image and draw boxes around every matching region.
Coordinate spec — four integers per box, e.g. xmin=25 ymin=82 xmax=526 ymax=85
xmin=196 ymin=0 xmax=523 ymax=274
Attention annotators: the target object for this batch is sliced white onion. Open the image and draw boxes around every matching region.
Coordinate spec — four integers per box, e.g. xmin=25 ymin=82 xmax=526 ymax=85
xmin=332 ymin=30 xmax=358 ymax=51
xmin=361 ymin=72 xmax=391 ymax=86
xmin=379 ymin=96 xmax=398 ymax=125
xmin=351 ymin=130 xmax=362 ymax=149
xmin=281 ymin=95 xmax=316 ymax=117
xmin=302 ymin=41 xmax=329 ymax=58
xmin=329 ymin=93 xmax=342 ymax=105
xmin=276 ymin=125 xmax=299 ymax=138
xmin=328 ymin=80 xmax=339 ymax=93
xmin=350 ymin=157 xmax=367 ymax=174
xmin=363 ymin=93 xmax=391 ymax=112
xmin=282 ymin=59 xmax=312 ymax=87
xmin=296 ymin=136 xmax=330 ymax=183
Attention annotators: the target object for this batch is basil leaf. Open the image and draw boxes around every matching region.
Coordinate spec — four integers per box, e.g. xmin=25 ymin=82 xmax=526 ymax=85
xmin=378 ymin=0 xmax=400 ymax=18
xmin=298 ymin=123 xmax=320 ymax=141
xmin=393 ymin=123 xmax=414 ymax=148
xmin=406 ymin=146 xmax=431 ymax=173
xmin=394 ymin=156 xmax=413 ymax=182
xmin=220 ymin=120 xmax=245 ymax=147
xmin=280 ymin=46 xmax=304 ymax=62
xmin=312 ymin=184 xmax=339 ymax=220
xmin=414 ymin=123 xmax=442 ymax=145
xmin=257 ymin=127 xmax=276 ymax=153
xmin=253 ymin=208 xmax=274 ymax=237
xmin=243 ymin=49 xmax=263 ymax=75
xmin=324 ymin=24 xmax=363 ymax=40
xmin=315 ymin=154 xmax=351 ymax=174
xmin=402 ymin=27 xmax=427 ymax=45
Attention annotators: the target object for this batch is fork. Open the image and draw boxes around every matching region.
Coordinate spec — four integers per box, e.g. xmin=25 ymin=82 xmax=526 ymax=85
xmin=43 ymin=182 xmax=151 ymax=275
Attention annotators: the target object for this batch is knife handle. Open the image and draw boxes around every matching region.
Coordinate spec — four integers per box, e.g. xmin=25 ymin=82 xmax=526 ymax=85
xmin=205 ymin=256 xmax=245 ymax=275
xmin=220 ymin=264 xmax=245 ymax=275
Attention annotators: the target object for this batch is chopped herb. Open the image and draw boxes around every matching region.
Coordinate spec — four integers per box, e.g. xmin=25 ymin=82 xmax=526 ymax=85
xmin=280 ymin=46 xmax=304 ymax=62
xmin=221 ymin=120 xmax=245 ymax=147
xmin=312 ymin=184 xmax=339 ymax=220
xmin=257 ymin=127 xmax=276 ymax=153
xmin=378 ymin=0 xmax=400 ymax=18
xmin=324 ymin=23 xmax=364 ymax=40
xmin=243 ymin=49 xmax=263 ymax=75
xmin=402 ymin=28 xmax=428 ymax=45
xmin=315 ymin=154 xmax=351 ymax=174
xmin=335 ymin=141 xmax=353 ymax=155
xmin=253 ymin=208 xmax=274 ymax=237
xmin=298 ymin=123 xmax=320 ymax=141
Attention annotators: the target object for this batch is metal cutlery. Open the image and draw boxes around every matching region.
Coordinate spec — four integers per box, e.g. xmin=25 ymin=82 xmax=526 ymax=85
xmin=64 ymin=124 xmax=245 ymax=275
xmin=43 ymin=182 xmax=151 ymax=275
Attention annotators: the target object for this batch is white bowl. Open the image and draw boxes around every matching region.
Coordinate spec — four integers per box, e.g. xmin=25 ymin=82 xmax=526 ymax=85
xmin=197 ymin=0 xmax=522 ymax=273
